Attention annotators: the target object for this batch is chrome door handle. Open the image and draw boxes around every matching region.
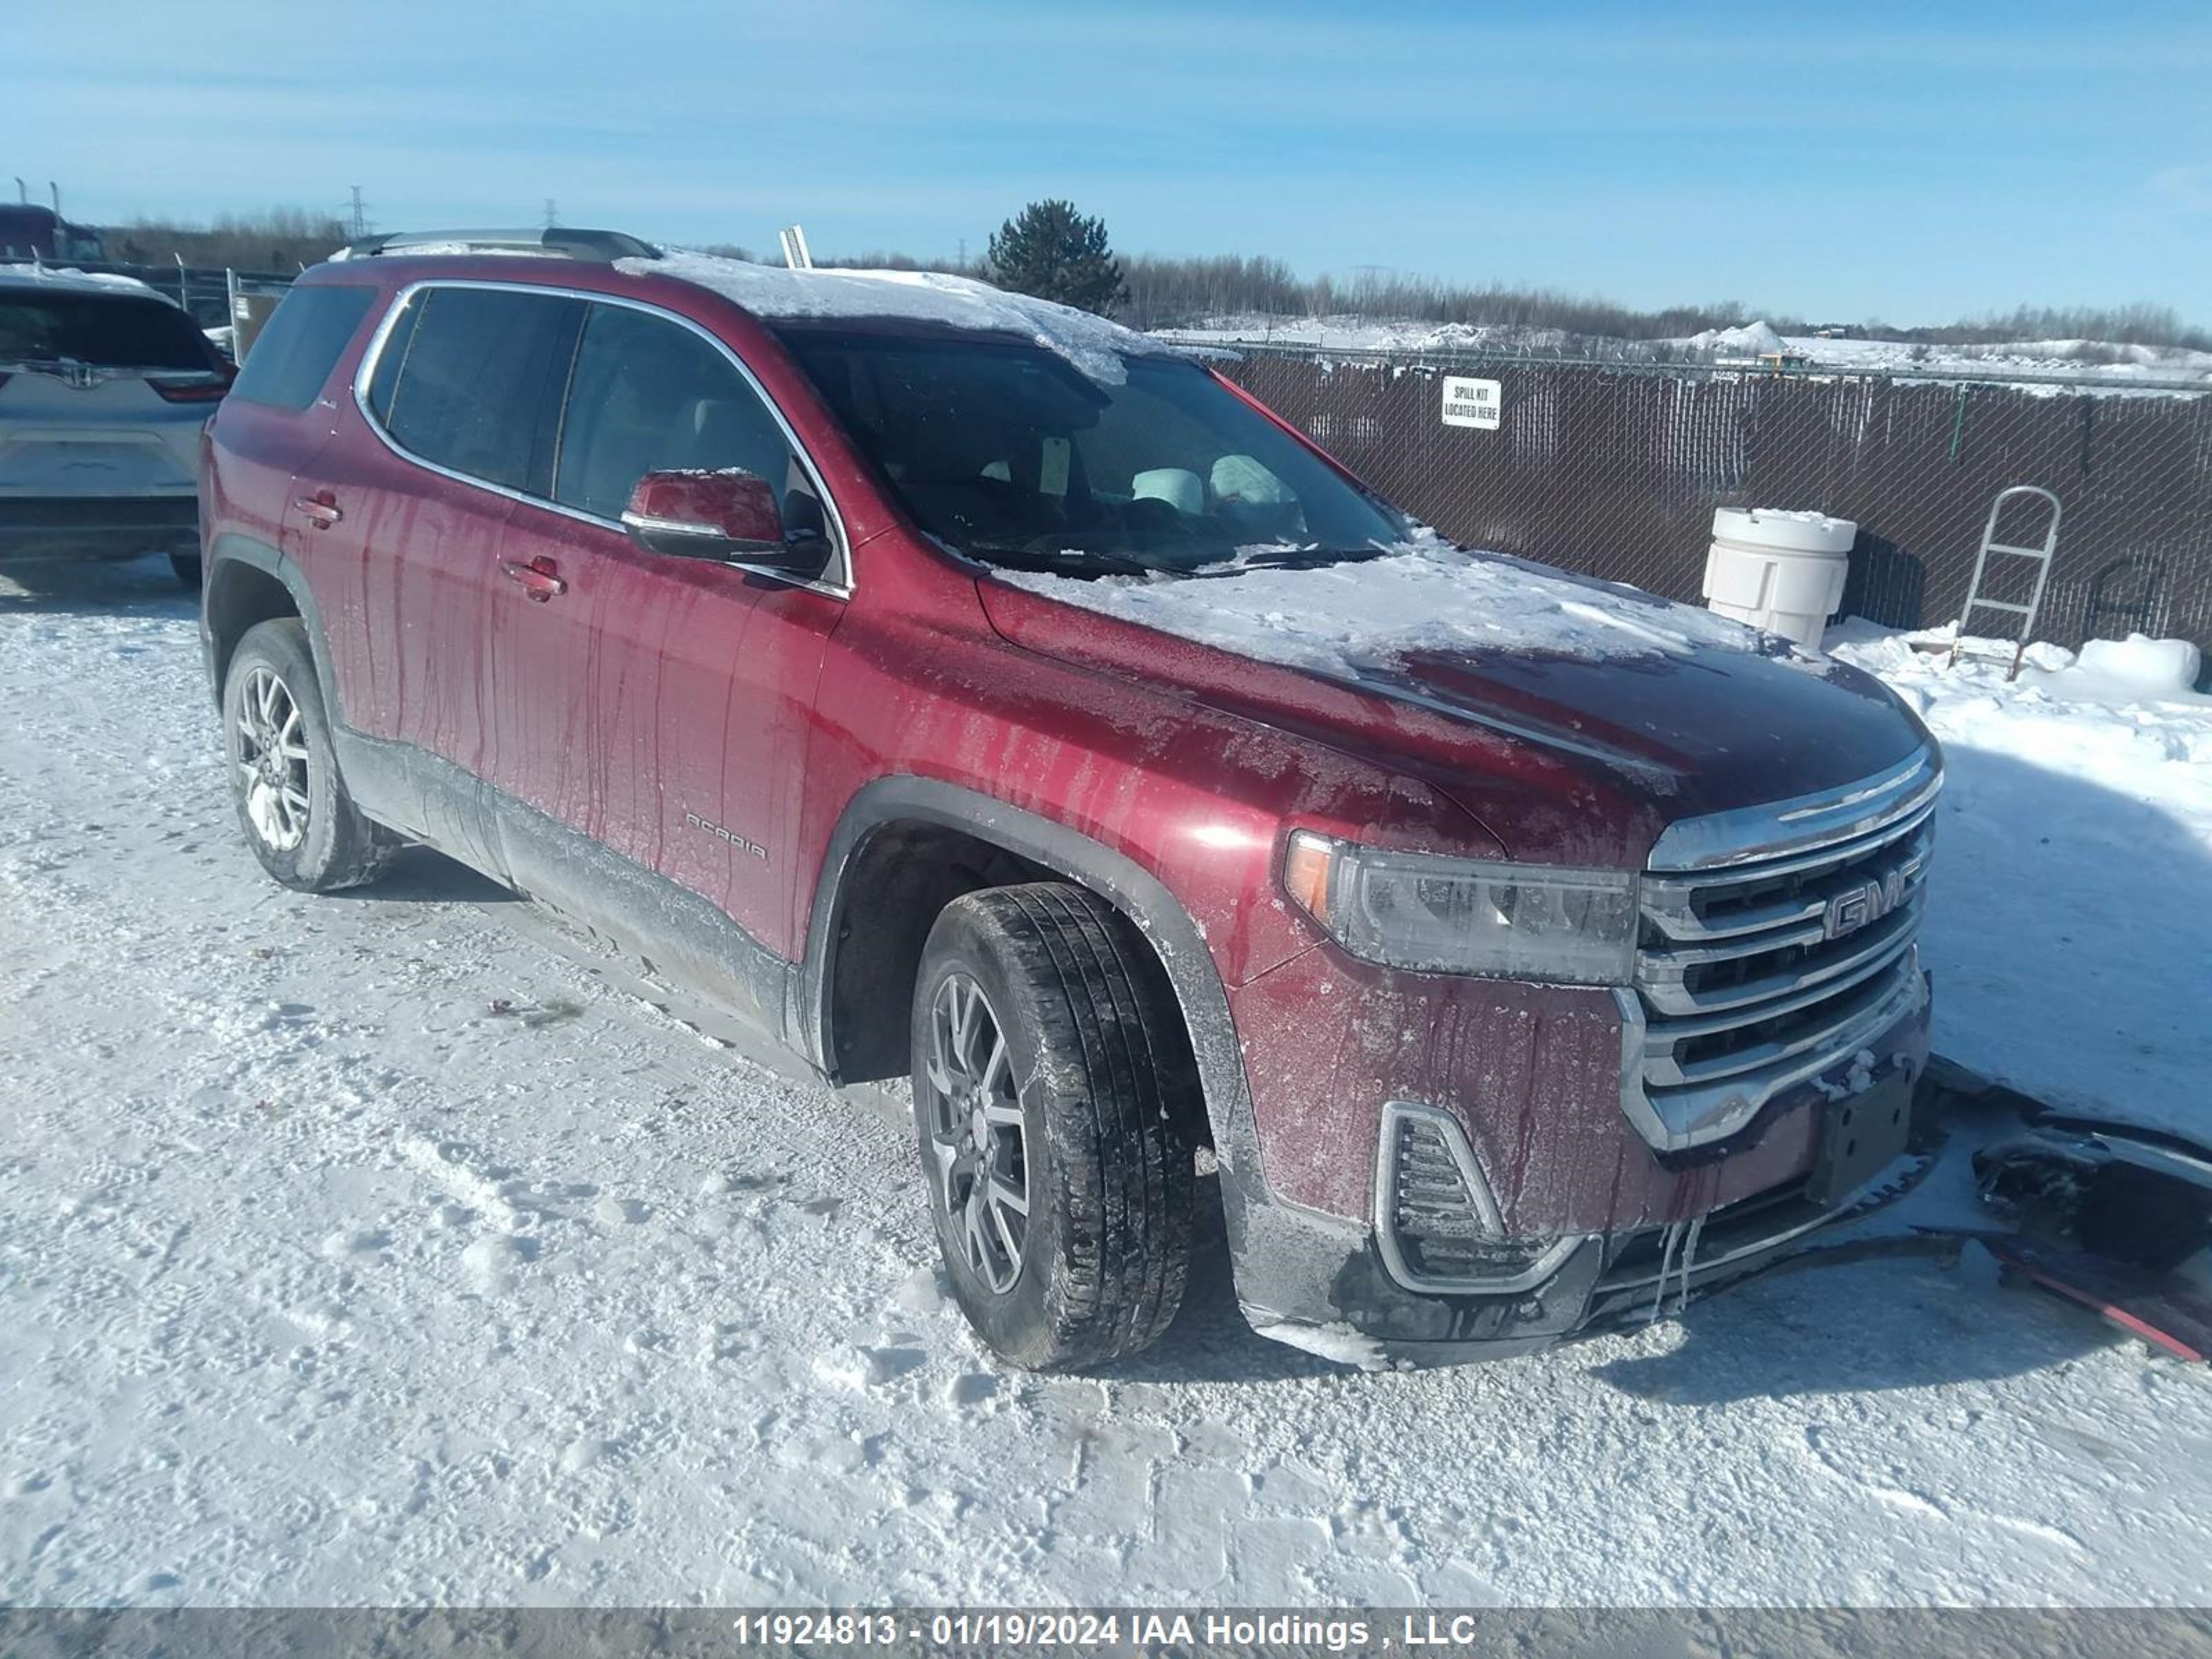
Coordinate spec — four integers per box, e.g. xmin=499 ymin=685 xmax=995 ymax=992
xmin=295 ymin=493 xmax=341 ymax=527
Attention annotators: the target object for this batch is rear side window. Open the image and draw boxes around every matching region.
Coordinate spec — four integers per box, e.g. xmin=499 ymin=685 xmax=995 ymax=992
xmin=229 ymin=285 xmax=375 ymax=409
xmin=554 ymin=303 xmax=809 ymax=522
xmin=0 ymin=290 xmax=214 ymax=371
xmin=367 ymin=286 xmax=583 ymax=495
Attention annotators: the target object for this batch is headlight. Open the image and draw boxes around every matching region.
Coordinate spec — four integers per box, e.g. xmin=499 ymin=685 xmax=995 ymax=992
xmin=1284 ymin=831 xmax=1638 ymax=984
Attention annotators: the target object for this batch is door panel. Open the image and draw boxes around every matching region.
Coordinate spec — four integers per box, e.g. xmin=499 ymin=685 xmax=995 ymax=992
xmin=491 ymin=299 xmax=845 ymax=960
xmin=606 ymin=552 xmax=842 ymax=956
xmin=317 ymin=284 xmax=581 ymax=767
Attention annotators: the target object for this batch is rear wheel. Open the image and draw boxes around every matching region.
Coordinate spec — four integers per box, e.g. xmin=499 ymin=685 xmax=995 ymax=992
xmin=169 ymin=552 xmax=203 ymax=589
xmin=911 ymin=883 xmax=1199 ymax=1370
xmin=222 ymin=619 xmax=397 ymax=892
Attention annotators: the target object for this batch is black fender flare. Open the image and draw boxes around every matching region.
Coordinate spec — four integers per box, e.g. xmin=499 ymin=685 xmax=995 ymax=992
xmin=201 ymin=532 xmax=348 ymax=727
xmin=795 ymin=776 xmax=1277 ymax=1228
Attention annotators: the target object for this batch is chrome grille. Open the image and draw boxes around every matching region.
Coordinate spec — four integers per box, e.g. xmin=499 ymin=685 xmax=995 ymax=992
xmin=1618 ymin=750 xmax=1940 ymax=1152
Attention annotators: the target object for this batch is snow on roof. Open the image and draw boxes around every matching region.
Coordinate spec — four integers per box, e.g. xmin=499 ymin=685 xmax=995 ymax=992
xmin=0 ymin=264 xmax=172 ymax=303
xmin=995 ymin=534 xmax=1772 ymax=669
xmin=626 ymin=251 xmax=1165 ymax=384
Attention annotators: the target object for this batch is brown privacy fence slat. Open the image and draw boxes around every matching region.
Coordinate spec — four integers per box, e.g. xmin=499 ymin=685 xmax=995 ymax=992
xmin=1219 ymin=350 xmax=2212 ymax=659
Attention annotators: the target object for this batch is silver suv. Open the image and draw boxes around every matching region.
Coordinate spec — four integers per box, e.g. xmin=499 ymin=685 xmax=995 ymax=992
xmin=0 ymin=265 xmax=232 ymax=585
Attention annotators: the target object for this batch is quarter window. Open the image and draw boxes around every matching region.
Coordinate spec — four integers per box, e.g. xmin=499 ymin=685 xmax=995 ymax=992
xmin=368 ymin=286 xmax=582 ymax=495
xmin=228 ymin=285 xmax=375 ymax=409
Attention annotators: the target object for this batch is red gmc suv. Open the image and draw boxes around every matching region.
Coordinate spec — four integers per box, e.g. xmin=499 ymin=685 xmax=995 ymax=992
xmin=198 ymin=229 xmax=1938 ymax=1371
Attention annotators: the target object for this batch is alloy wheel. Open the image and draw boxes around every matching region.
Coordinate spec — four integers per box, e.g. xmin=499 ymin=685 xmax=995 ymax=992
xmin=236 ymin=666 xmax=311 ymax=852
xmin=922 ymin=972 xmax=1030 ymax=1294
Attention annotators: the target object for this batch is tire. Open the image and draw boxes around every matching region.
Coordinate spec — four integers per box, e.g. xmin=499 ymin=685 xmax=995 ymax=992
xmin=221 ymin=618 xmax=397 ymax=892
xmin=911 ymin=883 xmax=1199 ymax=1371
xmin=169 ymin=552 xmax=203 ymax=590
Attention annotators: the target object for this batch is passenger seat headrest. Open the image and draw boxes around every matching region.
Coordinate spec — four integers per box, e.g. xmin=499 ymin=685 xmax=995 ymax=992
xmin=1132 ymin=467 xmax=1204 ymax=516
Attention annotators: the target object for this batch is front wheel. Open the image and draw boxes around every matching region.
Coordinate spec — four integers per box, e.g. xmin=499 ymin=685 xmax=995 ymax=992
xmin=911 ymin=883 xmax=1199 ymax=1371
xmin=169 ymin=552 xmax=203 ymax=590
xmin=221 ymin=619 xmax=397 ymax=892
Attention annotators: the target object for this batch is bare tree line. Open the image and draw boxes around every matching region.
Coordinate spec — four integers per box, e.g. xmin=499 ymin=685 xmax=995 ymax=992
xmin=93 ymin=209 xmax=2211 ymax=352
xmin=101 ymin=208 xmax=350 ymax=273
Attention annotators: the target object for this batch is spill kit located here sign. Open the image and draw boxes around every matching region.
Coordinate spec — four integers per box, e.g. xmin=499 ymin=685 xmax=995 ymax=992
xmin=1441 ymin=375 xmax=1501 ymax=431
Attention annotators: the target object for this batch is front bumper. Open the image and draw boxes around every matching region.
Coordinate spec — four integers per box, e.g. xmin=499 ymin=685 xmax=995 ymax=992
xmin=1229 ymin=988 xmax=1933 ymax=1369
xmin=0 ymin=494 xmax=199 ymax=561
xmin=1237 ymin=1151 xmax=1927 ymax=1369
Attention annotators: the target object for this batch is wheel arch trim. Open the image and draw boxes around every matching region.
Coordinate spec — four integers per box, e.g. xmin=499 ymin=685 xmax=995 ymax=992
xmin=797 ymin=776 xmax=1269 ymax=1206
xmin=201 ymin=534 xmax=345 ymax=726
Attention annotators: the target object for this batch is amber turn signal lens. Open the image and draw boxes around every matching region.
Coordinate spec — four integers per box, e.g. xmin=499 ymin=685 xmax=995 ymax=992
xmin=1283 ymin=831 xmax=1335 ymax=920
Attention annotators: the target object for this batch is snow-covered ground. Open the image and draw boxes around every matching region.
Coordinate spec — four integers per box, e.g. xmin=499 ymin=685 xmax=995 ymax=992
xmin=1154 ymin=314 xmax=2212 ymax=392
xmin=1825 ymin=623 xmax=2212 ymax=1145
xmin=4 ymin=557 xmax=2211 ymax=1608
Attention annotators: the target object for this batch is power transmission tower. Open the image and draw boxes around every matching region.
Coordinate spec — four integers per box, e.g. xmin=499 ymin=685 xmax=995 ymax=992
xmin=544 ymin=198 xmax=558 ymax=229
xmin=345 ymin=185 xmax=369 ymax=239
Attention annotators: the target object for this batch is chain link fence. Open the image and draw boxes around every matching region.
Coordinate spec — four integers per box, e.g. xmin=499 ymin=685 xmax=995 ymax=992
xmin=1216 ymin=347 xmax=2212 ymax=660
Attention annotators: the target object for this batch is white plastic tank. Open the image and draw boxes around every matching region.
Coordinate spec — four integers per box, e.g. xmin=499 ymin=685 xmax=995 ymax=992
xmin=1700 ymin=507 xmax=1857 ymax=648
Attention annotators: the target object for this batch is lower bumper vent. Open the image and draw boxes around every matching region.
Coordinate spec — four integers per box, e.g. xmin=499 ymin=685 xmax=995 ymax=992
xmin=1375 ymin=1101 xmax=1584 ymax=1295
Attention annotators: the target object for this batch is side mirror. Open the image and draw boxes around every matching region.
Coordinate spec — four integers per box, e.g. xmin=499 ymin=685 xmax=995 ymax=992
xmin=619 ymin=469 xmax=831 ymax=576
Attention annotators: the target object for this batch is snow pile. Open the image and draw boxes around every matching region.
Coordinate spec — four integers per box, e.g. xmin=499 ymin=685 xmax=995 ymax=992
xmin=1686 ymin=319 xmax=1788 ymax=356
xmin=1828 ymin=621 xmax=2212 ymax=1140
xmin=1152 ymin=313 xmax=1582 ymax=357
xmin=995 ymin=538 xmax=1770 ymax=668
xmin=2070 ymin=634 xmax=2204 ymax=700
xmin=630 ymin=252 xmax=1164 ymax=385
xmin=1740 ymin=506 xmax=1852 ymax=533
xmin=1152 ymin=315 xmax=2212 ymax=393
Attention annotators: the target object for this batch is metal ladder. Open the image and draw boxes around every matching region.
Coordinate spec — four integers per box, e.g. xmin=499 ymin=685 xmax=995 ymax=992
xmin=1952 ymin=485 xmax=2062 ymax=680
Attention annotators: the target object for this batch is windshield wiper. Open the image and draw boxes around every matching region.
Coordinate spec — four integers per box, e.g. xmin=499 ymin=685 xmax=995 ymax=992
xmin=1190 ymin=545 xmax=1394 ymax=575
xmin=958 ymin=542 xmax=1160 ymax=579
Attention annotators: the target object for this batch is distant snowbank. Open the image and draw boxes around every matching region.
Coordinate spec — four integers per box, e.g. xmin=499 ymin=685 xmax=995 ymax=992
xmin=1685 ymin=320 xmax=1786 ymax=355
xmin=1150 ymin=312 xmax=2212 ymax=393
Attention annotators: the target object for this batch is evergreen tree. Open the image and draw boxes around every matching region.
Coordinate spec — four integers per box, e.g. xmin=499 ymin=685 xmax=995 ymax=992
xmin=986 ymin=200 xmax=1127 ymax=316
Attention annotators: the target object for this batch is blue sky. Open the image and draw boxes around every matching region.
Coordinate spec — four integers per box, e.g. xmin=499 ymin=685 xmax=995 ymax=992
xmin=11 ymin=0 xmax=2209 ymax=324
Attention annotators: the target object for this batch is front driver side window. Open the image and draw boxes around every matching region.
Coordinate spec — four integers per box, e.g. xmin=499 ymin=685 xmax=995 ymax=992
xmin=554 ymin=303 xmax=813 ymax=529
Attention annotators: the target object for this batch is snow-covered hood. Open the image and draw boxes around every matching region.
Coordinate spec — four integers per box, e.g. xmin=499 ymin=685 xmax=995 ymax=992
xmin=982 ymin=545 xmax=1930 ymax=862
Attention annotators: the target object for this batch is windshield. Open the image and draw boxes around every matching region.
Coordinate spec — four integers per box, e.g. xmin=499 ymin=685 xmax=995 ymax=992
xmin=777 ymin=328 xmax=1410 ymax=575
xmin=0 ymin=292 xmax=216 ymax=371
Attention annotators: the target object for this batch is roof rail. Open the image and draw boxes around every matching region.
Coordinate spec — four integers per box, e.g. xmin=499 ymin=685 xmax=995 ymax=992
xmin=337 ymin=227 xmax=663 ymax=263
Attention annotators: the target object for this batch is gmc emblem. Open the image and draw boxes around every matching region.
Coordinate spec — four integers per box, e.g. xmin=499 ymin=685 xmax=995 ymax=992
xmin=1824 ymin=865 xmax=1911 ymax=940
